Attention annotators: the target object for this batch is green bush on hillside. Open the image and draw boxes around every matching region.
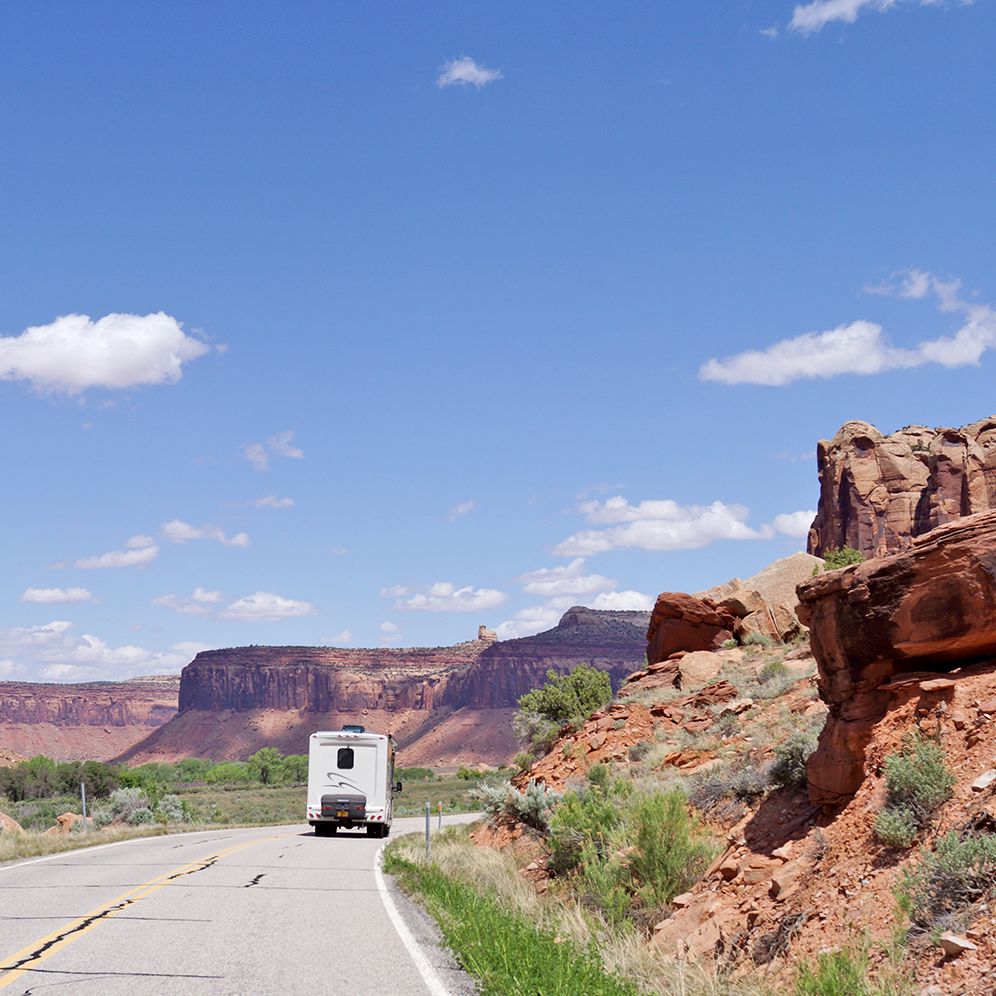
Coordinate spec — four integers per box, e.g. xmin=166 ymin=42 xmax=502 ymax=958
xmin=821 ymin=546 xmax=864 ymax=571
xmin=771 ymin=729 xmax=820 ymax=789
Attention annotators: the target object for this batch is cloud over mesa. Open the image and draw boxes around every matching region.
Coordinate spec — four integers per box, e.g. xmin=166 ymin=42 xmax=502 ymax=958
xmin=700 ymin=271 xmax=995 ymax=386
xmin=219 ymin=591 xmax=315 ymax=621
xmin=75 ymin=535 xmax=159 ymax=569
xmin=387 ymin=582 xmax=507 ymax=613
xmin=0 ymin=313 xmax=208 ymax=393
xmin=790 ymin=0 xmax=974 ymax=35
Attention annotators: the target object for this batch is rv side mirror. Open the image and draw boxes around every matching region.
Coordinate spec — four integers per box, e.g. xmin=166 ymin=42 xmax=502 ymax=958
xmin=395 ymin=782 xmax=403 ymax=793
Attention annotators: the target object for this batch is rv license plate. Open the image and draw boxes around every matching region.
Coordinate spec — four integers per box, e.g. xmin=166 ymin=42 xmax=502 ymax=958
xmin=336 ymin=809 xmax=349 ymax=818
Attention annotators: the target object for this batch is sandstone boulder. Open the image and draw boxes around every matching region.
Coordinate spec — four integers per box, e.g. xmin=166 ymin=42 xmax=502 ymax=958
xmin=808 ymin=416 xmax=996 ymax=559
xmin=646 ymin=594 xmax=736 ymax=664
xmin=676 ymin=651 xmax=724 ymax=689
xmin=798 ymin=510 xmax=996 ymax=806
xmin=0 ymin=811 xmax=24 ymax=836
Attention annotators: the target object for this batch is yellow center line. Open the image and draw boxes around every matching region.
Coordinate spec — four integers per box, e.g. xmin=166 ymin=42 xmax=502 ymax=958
xmin=0 ymin=835 xmax=281 ymax=991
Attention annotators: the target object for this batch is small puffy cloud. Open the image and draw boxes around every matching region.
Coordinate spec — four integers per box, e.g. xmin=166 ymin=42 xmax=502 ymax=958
xmin=76 ymin=539 xmax=159 ymax=569
xmin=244 ymin=430 xmax=304 ymax=471
xmin=161 ymin=520 xmax=250 ymax=548
xmin=495 ymin=604 xmax=565 ymax=640
xmin=790 ymin=0 xmax=973 ymax=35
xmin=154 ymin=588 xmax=223 ymax=616
xmin=437 ymin=56 xmax=502 ymax=89
xmin=125 ymin=534 xmax=156 ymax=550
xmin=518 ymin=559 xmax=615 ymax=598
xmin=219 ymin=591 xmax=316 ymax=621
xmin=448 ymin=500 xmax=476 ymax=522
xmin=0 ymin=312 xmax=209 ymax=394
xmin=760 ymin=25 xmax=780 ymax=37
xmin=771 ymin=510 xmax=816 ymax=538
xmin=590 ymin=590 xmax=655 ymax=611
xmin=380 ymin=584 xmax=410 ymax=598
xmin=21 ymin=587 xmax=93 ymax=604
xmin=555 ymin=497 xmax=771 ymax=556
xmin=380 ymin=621 xmax=400 ymax=634
xmin=255 ymin=495 xmax=295 ymax=509
xmin=391 ymin=582 xmax=507 ymax=613
xmin=330 ymin=629 xmax=352 ymax=644
xmin=699 ymin=271 xmax=996 ymax=386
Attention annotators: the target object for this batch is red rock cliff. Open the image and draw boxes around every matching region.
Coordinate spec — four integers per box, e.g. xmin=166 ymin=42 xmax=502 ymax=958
xmin=807 ymin=416 xmax=996 ymax=558
xmin=0 ymin=676 xmax=180 ymax=761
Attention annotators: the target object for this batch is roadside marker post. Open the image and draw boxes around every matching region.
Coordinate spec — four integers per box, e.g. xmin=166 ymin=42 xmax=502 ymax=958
xmin=437 ymin=801 xmax=442 ymax=831
xmin=424 ymin=801 xmax=431 ymax=861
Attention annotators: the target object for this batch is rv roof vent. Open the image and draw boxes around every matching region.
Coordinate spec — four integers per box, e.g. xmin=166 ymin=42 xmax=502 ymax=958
xmin=342 ymin=724 xmax=365 ymax=733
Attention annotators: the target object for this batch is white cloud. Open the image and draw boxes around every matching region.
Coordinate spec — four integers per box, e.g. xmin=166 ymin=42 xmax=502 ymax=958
xmin=380 ymin=621 xmax=400 ymax=634
xmin=448 ymin=500 xmax=476 ymax=522
xmin=590 ymin=590 xmax=655 ymax=611
xmin=380 ymin=584 xmax=410 ymax=598
xmin=789 ymin=0 xmax=972 ymax=34
xmin=518 ymin=558 xmax=616 ymax=597
xmin=391 ymin=581 xmax=507 ymax=613
xmin=75 ymin=540 xmax=159 ymax=569
xmin=760 ymin=25 xmax=781 ymax=37
xmin=0 ymin=620 xmax=195 ymax=681
xmin=0 ymin=312 xmax=209 ymax=394
xmin=219 ymin=591 xmax=316 ymax=621
xmin=495 ymin=603 xmax=567 ymax=640
xmin=255 ymin=495 xmax=295 ymax=509
xmin=555 ymin=497 xmax=772 ymax=556
xmin=154 ymin=587 xmax=223 ymax=616
xmin=330 ymin=629 xmax=352 ymax=644
xmin=437 ymin=56 xmax=503 ymax=89
xmin=21 ymin=587 xmax=93 ymax=604
xmin=161 ymin=519 xmax=250 ymax=548
xmin=243 ymin=430 xmax=304 ymax=471
xmin=699 ymin=271 xmax=996 ymax=386
xmin=125 ymin=534 xmax=157 ymax=550
xmin=0 ymin=659 xmax=25 ymax=677
xmin=771 ymin=510 xmax=816 ymax=537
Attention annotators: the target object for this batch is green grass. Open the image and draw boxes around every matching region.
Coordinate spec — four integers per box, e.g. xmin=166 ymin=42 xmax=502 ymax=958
xmin=173 ymin=783 xmax=306 ymax=825
xmin=385 ymin=846 xmax=637 ymax=996
xmin=392 ymin=774 xmax=482 ymax=817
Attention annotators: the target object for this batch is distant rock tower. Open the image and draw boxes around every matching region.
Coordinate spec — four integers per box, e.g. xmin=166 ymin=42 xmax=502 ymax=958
xmin=478 ymin=625 xmax=498 ymax=642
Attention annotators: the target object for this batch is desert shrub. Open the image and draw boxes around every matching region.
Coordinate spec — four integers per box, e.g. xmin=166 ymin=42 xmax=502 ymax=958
xmin=512 ymin=752 xmax=534 ymax=773
xmin=90 ymin=806 xmax=113 ymax=829
xmin=108 ymin=787 xmax=151 ymax=822
xmin=470 ymin=779 xmax=561 ymax=833
xmin=794 ymin=946 xmax=871 ymax=995
xmin=874 ymin=734 xmax=954 ymax=848
xmin=395 ymin=766 xmax=435 ymax=782
xmin=899 ymin=832 xmax=996 ymax=932
xmin=512 ymin=710 xmax=561 ymax=755
xmin=771 ymin=729 xmax=820 ymax=789
xmin=156 ymin=794 xmax=186 ymax=823
xmin=127 ymin=806 xmax=155 ymax=826
xmin=516 ymin=665 xmax=612 ymax=745
xmin=456 ymin=766 xmax=486 ymax=781
xmin=752 ymin=672 xmax=799 ymax=700
xmin=873 ymin=807 xmax=919 ymax=850
xmin=758 ymin=659 xmax=789 ymax=683
xmin=548 ymin=768 xmax=623 ymax=874
xmin=688 ymin=759 xmax=772 ymax=817
xmin=720 ymin=638 xmax=738 ymax=649
xmin=822 ymin=546 xmax=864 ymax=571
xmin=744 ymin=632 xmax=774 ymax=648
xmin=627 ymin=741 xmax=652 ymax=762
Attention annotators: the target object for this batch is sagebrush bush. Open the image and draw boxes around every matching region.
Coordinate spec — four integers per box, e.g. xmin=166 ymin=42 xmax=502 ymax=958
xmin=758 ymin=659 xmax=789 ymax=684
xmin=873 ymin=807 xmax=919 ymax=849
xmin=771 ymin=729 xmax=819 ymax=789
xmin=882 ymin=735 xmax=955 ymax=824
xmin=548 ymin=770 xmax=623 ymax=874
xmin=127 ymin=807 xmax=155 ymax=826
xmin=899 ymin=832 xmax=996 ymax=932
xmin=157 ymin=794 xmax=186 ymax=823
xmin=687 ymin=760 xmax=772 ymax=817
xmin=470 ymin=779 xmax=561 ymax=832
xmin=108 ymin=787 xmax=151 ymax=822
xmin=743 ymin=632 xmax=774 ymax=648
xmin=627 ymin=741 xmax=652 ymax=762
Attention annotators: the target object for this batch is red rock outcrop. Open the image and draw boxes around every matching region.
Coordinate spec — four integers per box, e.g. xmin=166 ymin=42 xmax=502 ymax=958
xmin=646 ymin=594 xmax=736 ymax=663
xmin=0 ymin=676 xmax=180 ymax=761
xmin=123 ymin=609 xmax=650 ymax=766
xmin=798 ymin=509 xmax=996 ymax=806
xmin=807 ymin=416 xmax=996 ymax=558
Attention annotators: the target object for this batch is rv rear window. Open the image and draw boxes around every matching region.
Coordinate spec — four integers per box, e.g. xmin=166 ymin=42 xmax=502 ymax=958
xmin=337 ymin=747 xmax=354 ymax=769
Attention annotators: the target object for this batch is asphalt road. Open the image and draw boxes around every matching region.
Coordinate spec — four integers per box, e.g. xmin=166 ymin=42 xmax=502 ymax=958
xmin=0 ymin=817 xmax=478 ymax=995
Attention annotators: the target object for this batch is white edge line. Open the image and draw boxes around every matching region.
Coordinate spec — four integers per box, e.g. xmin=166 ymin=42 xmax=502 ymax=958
xmin=374 ymin=843 xmax=450 ymax=996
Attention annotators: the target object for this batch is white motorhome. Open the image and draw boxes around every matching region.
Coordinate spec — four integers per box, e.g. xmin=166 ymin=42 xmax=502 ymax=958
xmin=306 ymin=726 xmax=401 ymax=837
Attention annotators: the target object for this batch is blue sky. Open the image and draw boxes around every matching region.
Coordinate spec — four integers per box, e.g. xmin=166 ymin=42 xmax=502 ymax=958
xmin=2 ymin=0 xmax=994 ymax=680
